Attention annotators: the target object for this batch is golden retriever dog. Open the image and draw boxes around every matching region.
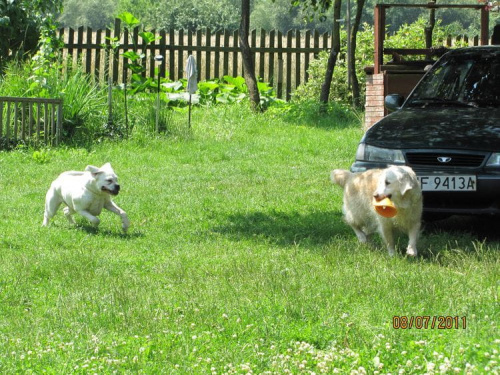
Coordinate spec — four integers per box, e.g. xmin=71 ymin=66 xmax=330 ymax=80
xmin=331 ymin=166 xmax=422 ymax=256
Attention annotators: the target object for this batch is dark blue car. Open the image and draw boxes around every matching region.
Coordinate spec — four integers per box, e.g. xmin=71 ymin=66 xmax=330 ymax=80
xmin=352 ymin=46 xmax=500 ymax=217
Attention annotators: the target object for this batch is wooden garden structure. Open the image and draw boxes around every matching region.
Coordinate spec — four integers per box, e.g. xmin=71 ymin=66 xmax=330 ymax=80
xmin=0 ymin=97 xmax=63 ymax=149
xmin=364 ymin=2 xmax=491 ymax=129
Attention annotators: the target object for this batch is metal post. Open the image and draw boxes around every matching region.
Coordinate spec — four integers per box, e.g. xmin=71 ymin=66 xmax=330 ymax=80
xmin=154 ymin=55 xmax=164 ymax=133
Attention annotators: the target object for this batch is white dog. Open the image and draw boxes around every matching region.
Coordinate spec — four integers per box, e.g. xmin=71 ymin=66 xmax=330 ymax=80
xmin=331 ymin=166 xmax=422 ymax=256
xmin=43 ymin=163 xmax=129 ymax=233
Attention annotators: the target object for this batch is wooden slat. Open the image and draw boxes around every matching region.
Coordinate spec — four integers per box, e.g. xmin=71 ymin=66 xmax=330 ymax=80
xmin=67 ymin=28 xmax=75 ymax=66
xmin=122 ymin=27 xmax=130 ymax=83
xmin=44 ymin=102 xmax=49 ymax=143
xmin=77 ymin=26 xmax=84 ymax=65
xmin=205 ymin=28 xmax=211 ymax=80
xmin=95 ymin=29 xmax=102 ymax=80
xmin=86 ymin=27 xmax=93 ymax=73
xmin=169 ymin=28 xmax=175 ymax=81
xmin=21 ymin=102 xmax=25 ymax=141
xmin=295 ymin=30 xmax=301 ymax=90
xmin=232 ymin=30 xmax=239 ymax=77
xmin=28 ymin=102 xmax=33 ymax=139
xmin=112 ymin=19 xmax=120 ymax=83
xmin=104 ymin=27 xmax=111 ymax=83
xmin=269 ymin=30 xmax=275 ymax=87
xmin=215 ymin=30 xmax=222 ymax=78
xmin=286 ymin=30 xmax=292 ymax=101
xmin=196 ymin=29 xmax=202 ymax=78
xmin=277 ymin=31 xmax=283 ymax=98
xmin=36 ymin=102 xmax=41 ymax=143
xmin=13 ymin=102 xmax=18 ymax=142
xmin=259 ymin=29 xmax=266 ymax=81
xmin=159 ymin=29 xmax=167 ymax=79
xmin=304 ymin=30 xmax=311 ymax=82
xmin=6 ymin=102 xmax=10 ymax=141
xmin=177 ymin=29 xmax=184 ymax=80
xmin=223 ymin=30 xmax=230 ymax=76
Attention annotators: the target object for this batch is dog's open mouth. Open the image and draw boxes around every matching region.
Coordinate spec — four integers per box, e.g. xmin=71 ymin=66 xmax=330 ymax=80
xmin=373 ymin=194 xmax=392 ymax=202
xmin=102 ymin=186 xmax=120 ymax=195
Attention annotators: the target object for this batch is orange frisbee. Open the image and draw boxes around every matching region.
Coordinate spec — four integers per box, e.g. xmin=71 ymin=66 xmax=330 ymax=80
xmin=373 ymin=197 xmax=398 ymax=218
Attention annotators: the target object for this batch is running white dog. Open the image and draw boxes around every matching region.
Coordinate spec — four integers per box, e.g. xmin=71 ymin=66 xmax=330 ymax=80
xmin=331 ymin=166 xmax=422 ymax=256
xmin=43 ymin=163 xmax=129 ymax=232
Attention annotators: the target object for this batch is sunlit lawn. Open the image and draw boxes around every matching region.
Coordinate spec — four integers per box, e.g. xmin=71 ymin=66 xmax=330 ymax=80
xmin=0 ymin=103 xmax=498 ymax=373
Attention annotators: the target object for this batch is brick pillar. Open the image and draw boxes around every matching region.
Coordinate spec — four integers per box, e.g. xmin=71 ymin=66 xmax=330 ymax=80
xmin=364 ymin=73 xmax=385 ymax=130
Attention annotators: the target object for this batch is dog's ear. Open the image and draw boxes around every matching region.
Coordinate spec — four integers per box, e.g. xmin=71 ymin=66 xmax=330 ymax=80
xmin=85 ymin=165 xmax=103 ymax=177
xmin=101 ymin=162 xmax=112 ymax=170
xmin=400 ymin=179 xmax=413 ymax=196
xmin=398 ymin=167 xmax=418 ymax=196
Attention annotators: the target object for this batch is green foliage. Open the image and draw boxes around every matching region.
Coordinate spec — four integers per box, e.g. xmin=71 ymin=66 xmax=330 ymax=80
xmin=294 ymin=16 xmax=469 ymax=105
xmin=0 ymin=0 xmax=63 ymax=71
xmin=32 ymin=149 xmax=51 ymax=163
xmin=59 ymin=0 xmax=116 ymax=29
xmin=113 ymin=0 xmax=240 ymax=31
xmin=117 ymin=11 xmax=139 ymax=28
xmin=384 ymin=17 xmax=457 ymax=54
xmin=294 ymin=25 xmax=372 ymax=105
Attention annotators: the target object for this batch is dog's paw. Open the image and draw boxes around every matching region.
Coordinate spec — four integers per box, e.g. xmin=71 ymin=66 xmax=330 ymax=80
xmin=90 ymin=217 xmax=100 ymax=227
xmin=121 ymin=214 xmax=130 ymax=233
xmin=406 ymin=246 xmax=417 ymax=257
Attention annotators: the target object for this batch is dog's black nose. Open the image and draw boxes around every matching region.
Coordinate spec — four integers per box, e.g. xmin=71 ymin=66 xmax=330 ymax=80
xmin=115 ymin=184 xmax=120 ymax=192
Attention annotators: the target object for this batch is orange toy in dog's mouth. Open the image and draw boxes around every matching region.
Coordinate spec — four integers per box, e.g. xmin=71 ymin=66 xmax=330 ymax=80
xmin=373 ymin=197 xmax=398 ymax=218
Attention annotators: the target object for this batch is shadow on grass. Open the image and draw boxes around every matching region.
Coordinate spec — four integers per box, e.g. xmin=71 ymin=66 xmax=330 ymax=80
xmin=213 ymin=210 xmax=350 ymax=246
xmin=78 ymin=224 xmax=144 ymax=239
xmin=271 ymin=100 xmax=362 ymax=130
xmin=423 ymin=215 xmax=500 ymax=243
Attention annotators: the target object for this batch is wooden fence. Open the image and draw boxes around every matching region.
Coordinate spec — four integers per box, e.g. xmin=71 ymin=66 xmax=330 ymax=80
xmin=58 ymin=19 xmax=486 ymax=101
xmin=0 ymin=97 xmax=63 ymax=149
xmin=59 ymin=19 xmax=331 ymax=100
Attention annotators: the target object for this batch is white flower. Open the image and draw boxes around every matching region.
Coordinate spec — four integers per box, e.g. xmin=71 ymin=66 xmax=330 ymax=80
xmin=373 ymin=356 xmax=383 ymax=369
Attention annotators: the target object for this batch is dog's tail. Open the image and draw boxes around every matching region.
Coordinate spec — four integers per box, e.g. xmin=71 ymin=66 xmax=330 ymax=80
xmin=330 ymin=169 xmax=352 ymax=188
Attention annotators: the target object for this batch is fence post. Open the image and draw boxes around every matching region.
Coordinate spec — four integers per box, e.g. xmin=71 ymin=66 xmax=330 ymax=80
xmin=113 ymin=18 xmax=121 ymax=83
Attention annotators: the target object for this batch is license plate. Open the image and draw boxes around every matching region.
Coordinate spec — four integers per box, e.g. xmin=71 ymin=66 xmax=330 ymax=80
xmin=417 ymin=175 xmax=476 ymax=191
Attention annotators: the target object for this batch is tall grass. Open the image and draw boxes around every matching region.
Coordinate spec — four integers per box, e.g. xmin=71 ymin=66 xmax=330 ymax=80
xmin=0 ymin=103 xmax=498 ymax=373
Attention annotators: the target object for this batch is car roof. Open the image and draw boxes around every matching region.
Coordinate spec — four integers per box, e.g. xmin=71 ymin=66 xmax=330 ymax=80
xmin=446 ymin=45 xmax=500 ymax=55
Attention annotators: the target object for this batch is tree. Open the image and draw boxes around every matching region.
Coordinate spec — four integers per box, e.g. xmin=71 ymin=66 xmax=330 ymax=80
xmin=288 ymin=0 xmax=367 ymax=107
xmin=240 ymin=0 xmax=261 ymax=111
xmin=0 ymin=0 xmax=63 ymax=70
xmin=349 ymin=0 xmax=365 ymax=108
xmin=59 ymin=0 xmax=116 ymax=29
xmin=319 ymin=0 xmax=341 ymax=107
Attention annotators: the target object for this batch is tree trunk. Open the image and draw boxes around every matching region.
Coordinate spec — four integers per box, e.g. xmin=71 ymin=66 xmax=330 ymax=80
xmin=349 ymin=0 xmax=365 ymax=108
xmin=240 ymin=0 xmax=261 ymax=111
xmin=320 ymin=0 xmax=342 ymax=109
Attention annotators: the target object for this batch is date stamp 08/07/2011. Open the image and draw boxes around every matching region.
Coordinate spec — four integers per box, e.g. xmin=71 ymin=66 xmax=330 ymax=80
xmin=393 ymin=316 xmax=467 ymax=330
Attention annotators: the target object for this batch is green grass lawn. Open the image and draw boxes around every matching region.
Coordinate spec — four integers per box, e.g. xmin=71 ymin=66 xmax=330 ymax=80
xmin=0 ymin=103 xmax=498 ymax=374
